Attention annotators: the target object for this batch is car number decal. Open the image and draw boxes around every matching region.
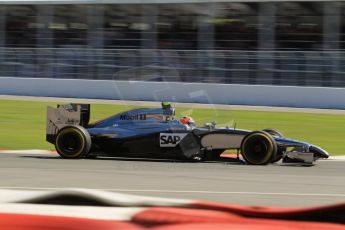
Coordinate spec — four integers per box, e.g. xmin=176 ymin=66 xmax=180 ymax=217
xmin=160 ymin=133 xmax=187 ymax=147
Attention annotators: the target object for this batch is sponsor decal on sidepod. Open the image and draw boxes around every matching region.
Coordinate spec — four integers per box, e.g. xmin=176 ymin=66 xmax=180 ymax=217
xmin=160 ymin=133 xmax=187 ymax=147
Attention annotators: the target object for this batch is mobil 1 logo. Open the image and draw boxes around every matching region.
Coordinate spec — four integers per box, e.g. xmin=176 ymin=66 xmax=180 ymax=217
xmin=160 ymin=133 xmax=187 ymax=147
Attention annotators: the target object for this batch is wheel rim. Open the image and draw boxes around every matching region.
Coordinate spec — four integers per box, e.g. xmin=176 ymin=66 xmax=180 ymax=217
xmin=242 ymin=134 xmax=273 ymax=164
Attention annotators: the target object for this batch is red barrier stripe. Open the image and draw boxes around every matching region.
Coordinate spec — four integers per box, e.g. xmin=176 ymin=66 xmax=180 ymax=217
xmin=143 ymin=222 xmax=345 ymax=230
xmin=2 ymin=210 xmax=344 ymax=230
xmin=132 ymin=207 xmax=345 ymax=230
xmin=192 ymin=201 xmax=345 ymax=224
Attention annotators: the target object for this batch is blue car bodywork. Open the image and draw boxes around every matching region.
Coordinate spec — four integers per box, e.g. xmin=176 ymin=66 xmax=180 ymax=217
xmin=46 ymin=103 xmax=329 ymax=165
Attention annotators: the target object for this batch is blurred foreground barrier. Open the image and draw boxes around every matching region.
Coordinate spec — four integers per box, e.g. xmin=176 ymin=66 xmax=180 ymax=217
xmin=0 ymin=189 xmax=344 ymax=230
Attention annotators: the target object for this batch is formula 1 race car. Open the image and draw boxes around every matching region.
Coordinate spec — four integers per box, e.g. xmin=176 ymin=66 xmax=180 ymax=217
xmin=46 ymin=103 xmax=329 ymax=165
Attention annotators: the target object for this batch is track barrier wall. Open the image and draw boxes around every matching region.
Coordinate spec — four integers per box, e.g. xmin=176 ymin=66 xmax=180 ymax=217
xmin=1 ymin=77 xmax=345 ymax=109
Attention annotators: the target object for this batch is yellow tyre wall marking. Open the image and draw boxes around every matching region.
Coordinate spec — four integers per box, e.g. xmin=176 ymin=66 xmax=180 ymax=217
xmin=242 ymin=133 xmax=274 ymax=164
xmin=56 ymin=127 xmax=86 ymax=158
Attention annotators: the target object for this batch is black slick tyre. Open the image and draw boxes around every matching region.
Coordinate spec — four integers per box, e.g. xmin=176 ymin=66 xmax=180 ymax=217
xmin=241 ymin=131 xmax=277 ymax=165
xmin=271 ymin=146 xmax=286 ymax=163
xmin=55 ymin=126 xmax=91 ymax=159
xmin=262 ymin=128 xmax=284 ymax=163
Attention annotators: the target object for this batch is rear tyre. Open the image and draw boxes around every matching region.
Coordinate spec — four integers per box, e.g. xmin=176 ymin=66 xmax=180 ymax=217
xmin=241 ymin=131 xmax=277 ymax=165
xmin=55 ymin=126 xmax=91 ymax=159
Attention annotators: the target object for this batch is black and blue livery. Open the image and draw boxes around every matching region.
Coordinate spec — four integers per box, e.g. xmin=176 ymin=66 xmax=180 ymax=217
xmin=46 ymin=103 xmax=329 ymax=165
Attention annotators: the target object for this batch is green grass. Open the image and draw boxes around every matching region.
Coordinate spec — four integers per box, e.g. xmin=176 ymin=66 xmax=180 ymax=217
xmin=0 ymin=99 xmax=344 ymax=155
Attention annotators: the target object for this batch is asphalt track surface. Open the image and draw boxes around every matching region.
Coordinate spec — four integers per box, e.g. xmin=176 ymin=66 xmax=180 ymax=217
xmin=0 ymin=152 xmax=344 ymax=207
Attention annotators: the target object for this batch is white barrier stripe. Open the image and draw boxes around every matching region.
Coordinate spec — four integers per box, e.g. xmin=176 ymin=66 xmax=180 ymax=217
xmin=0 ymin=203 xmax=144 ymax=221
xmin=80 ymin=189 xmax=345 ymax=197
xmin=0 ymin=189 xmax=192 ymax=206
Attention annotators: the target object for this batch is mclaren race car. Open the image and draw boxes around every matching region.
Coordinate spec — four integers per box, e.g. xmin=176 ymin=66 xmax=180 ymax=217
xmin=46 ymin=103 xmax=329 ymax=165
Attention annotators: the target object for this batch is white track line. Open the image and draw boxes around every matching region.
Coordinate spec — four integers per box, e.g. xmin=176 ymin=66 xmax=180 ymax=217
xmin=0 ymin=187 xmax=344 ymax=198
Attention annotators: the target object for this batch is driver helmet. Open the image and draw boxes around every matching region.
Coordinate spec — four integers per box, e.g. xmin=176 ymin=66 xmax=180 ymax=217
xmin=179 ymin=116 xmax=195 ymax=126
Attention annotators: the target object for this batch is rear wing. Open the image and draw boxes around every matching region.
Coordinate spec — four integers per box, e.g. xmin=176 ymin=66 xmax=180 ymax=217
xmin=46 ymin=104 xmax=90 ymax=144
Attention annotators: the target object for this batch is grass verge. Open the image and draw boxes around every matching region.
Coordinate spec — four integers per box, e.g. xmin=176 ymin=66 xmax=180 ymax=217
xmin=0 ymin=99 xmax=344 ymax=155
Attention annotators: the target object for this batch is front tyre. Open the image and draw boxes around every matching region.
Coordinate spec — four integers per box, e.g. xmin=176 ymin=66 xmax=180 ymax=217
xmin=55 ymin=126 xmax=91 ymax=159
xmin=241 ymin=131 xmax=277 ymax=165
xmin=271 ymin=146 xmax=286 ymax=163
xmin=263 ymin=128 xmax=284 ymax=138
xmin=262 ymin=128 xmax=284 ymax=163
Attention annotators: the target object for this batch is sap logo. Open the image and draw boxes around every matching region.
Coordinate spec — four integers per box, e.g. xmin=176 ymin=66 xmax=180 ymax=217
xmin=160 ymin=133 xmax=187 ymax=147
xmin=162 ymin=135 xmax=180 ymax=144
